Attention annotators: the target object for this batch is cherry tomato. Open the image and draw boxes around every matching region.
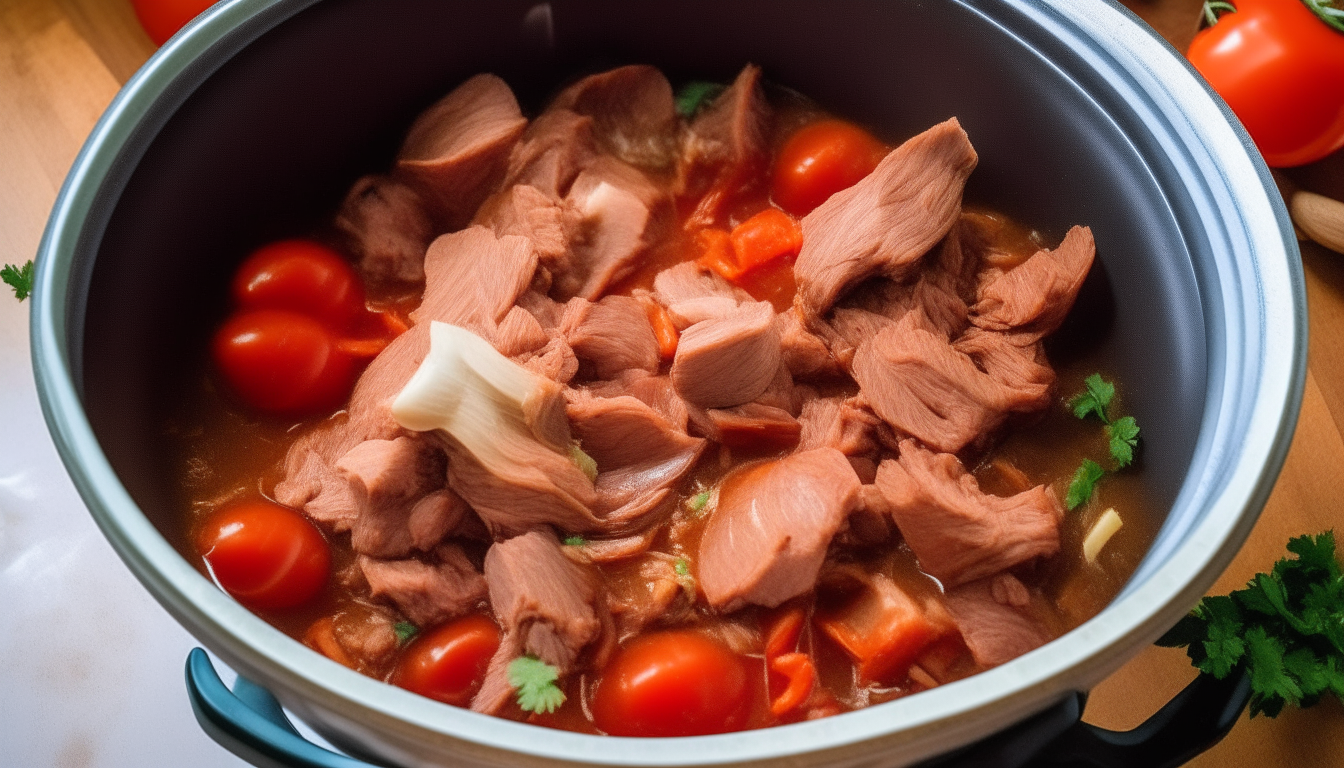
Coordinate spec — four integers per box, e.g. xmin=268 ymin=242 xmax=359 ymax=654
xmin=591 ymin=631 xmax=751 ymax=737
xmin=771 ymin=119 xmax=888 ymax=216
xmin=131 ymin=0 xmax=217 ymax=46
xmin=1187 ymin=0 xmax=1344 ymax=167
xmin=232 ymin=239 xmax=366 ymax=332
xmin=196 ymin=500 xmax=330 ymax=610
xmin=393 ymin=615 xmax=501 ymax=707
xmin=212 ymin=309 xmax=355 ymax=417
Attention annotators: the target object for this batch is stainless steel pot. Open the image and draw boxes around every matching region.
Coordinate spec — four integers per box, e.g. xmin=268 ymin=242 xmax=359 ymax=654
xmin=31 ymin=1 xmax=1305 ymax=766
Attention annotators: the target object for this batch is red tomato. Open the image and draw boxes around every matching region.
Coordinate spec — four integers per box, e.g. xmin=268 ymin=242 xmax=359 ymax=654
xmin=771 ymin=119 xmax=888 ymax=216
xmin=196 ymin=500 xmax=330 ymax=610
xmin=232 ymin=239 xmax=366 ymax=332
xmin=393 ymin=615 xmax=501 ymax=707
xmin=212 ymin=309 xmax=355 ymax=417
xmin=1187 ymin=0 xmax=1344 ymax=167
xmin=132 ymin=0 xmax=217 ymax=46
xmin=591 ymin=631 xmax=751 ymax=737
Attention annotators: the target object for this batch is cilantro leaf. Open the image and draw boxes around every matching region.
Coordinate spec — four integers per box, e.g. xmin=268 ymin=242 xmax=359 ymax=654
xmin=2 ymin=260 xmax=34 ymax=302
xmin=563 ymin=534 xmax=585 ymax=547
xmin=674 ymin=557 xmax=695 ymax=591
xmin=507 ymin=656 xmax=566 ymax=714
xmin=1065 ymin=459 xmax=1105 ymax=510
xmin=393 ymin=621 xmax=419 ymax=644
xmin=1161 ymin=530 xmax=1344 ymax=718
xmin=1069 ymin=373 xmax=1115 ymax=423
xmin=1106 ymin=416 xmax=1140 ymax=468
xmin=674 ymin=81 xmax=726 ymax=118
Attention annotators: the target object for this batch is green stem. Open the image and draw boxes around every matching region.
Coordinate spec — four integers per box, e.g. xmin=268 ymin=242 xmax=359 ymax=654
xmin=1203 ymin=1 xmax=1237 ymax=27
xmin=1302 ymin=0 xmax=1344 ymax=33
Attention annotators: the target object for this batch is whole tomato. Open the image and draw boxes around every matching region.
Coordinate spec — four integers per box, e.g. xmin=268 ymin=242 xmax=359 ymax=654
xmin=393 ymin=615 xmax=501 ymax=707
xmin=1187 ymin=0 xmax=1344 ymax=167
xmin=232 ymin=239 xmax=366 ymax=332
xmin=196 ymin=500 xmax=330 ymax=610
xmin=590 ymin=631 xmax=752 ymax=737
xmin=132 ymin=0 xmax=217 ymax=46
xmin=212 ymin=309 xmax=355 ymax=417
xmin=771 ymin=119 xmax=888 ymax=216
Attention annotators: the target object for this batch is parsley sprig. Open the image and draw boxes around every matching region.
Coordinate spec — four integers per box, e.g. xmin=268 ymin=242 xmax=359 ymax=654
xmin=507 ymin=655 xmax=566 ymax=714
xmin=2 ymin=260 xmax=33 ymax=302
xmin=1157 ymin=531 xmax=1344 ymax=718
xmin=1064 ymin=374 xmax=1141 ymax=510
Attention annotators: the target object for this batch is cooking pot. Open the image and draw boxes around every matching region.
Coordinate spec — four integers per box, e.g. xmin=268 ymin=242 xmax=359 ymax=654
xmin=30 ymin=0 xmax=1305 ymax=766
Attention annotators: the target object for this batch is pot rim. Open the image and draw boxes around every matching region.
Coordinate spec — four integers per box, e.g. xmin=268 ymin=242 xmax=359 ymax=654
xmin=30 ymin=1 xmax=1306 ymax=766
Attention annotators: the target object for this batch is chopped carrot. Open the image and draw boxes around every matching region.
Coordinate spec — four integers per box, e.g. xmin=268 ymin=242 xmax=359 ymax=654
xmin=639 ymin=295 xmax=680 ymax=360
xmin=768 ymin=652 xmax=816 ymax=717
xmin=693 ymin=227 xmax=742 ymax=281
xmin=380 ymin=309 xmax=410 ymax=337
xmin=814 ymin=573 xmax=953 ymax=685
xmin=764 ymin=605 xmax=807 ymax=658
xmin=303 ymin=616 xmax=356 ymax=669
xmin=335 ymin=336 xmax=391 ymax=358
xmin=729 ymin=208 xmax=803 ymax=275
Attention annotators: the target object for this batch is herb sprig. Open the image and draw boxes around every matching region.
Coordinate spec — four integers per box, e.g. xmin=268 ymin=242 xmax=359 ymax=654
xmin=2 ymin=260 xmax=33 ymax=302
xmin=507 ymin=655 xmax=566 ymax=714
xmin=1157 ymin=531 xmax=1344 ymax=718
xmin=1064 ymin=374 xmax=1141 ymax=509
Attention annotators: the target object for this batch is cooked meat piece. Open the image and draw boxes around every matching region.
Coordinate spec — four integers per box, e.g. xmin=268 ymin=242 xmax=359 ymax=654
xmin=851 ymin=314 xmax=1050 ymax=453
xmin=585 ymin=370 xmax=690 ymax=433
xmin=492 ymin=305 xmax=550 ymax=358
xmin=971 ymin=225 xmax=1095 ymax=340
xmin=567 ymin=391 xmax=706 ymax=531
xmin=518 ymin=335 xmax=580 ymax=385
xmin=705 ymin=403 xmax=802 ymax=450
xmin=275 ymin=448 xmax=360 ymax=530
xmin=560 ymin=295 xmax=660 ymax=378
xmin=411 ymin=226 xmax=539 ymax=333
xmin=549 ymin=65 xmax=679 ymax=170
xmin=334 ymin=174 xmax=435 ymax=285
xmin=873 ymin=440 xmax=1061 ymax=587
xmin=566 ymin=529 xmax=658 ymax=564
xmin=607 ymin=554 xmax=691 ymax=638
xmin=679 ymin=63 xmax=770 ymax=222
xmin=555 ymin=156 xmax=673 ymax=300
xmin=778 ymin=309 xmax=839 ymax=377
xmin=359 ymin=543 xmax=488 ymax=628
xmin=951 ymin=327 xmax=1055 ymax=405
xmin=698 ymin=448 xmax=863 ymax=611
xmin=797 ymin=396 xmax=882 ymax=457
xmin=396 ymin=74 xmax=528 ymax=229
xmin=474 ymin=184 xmax=570 ymax=273
xmin=337 ymin=436 xmax=450 ymax=558
xmin=652 ymin=260 xmax=749 ymax=328
xmin=502 ymin=109 xmax=600 ymax=200
xmin=793 ymin=118 xmax=978 ymax=321
xmin=473 ymin=529 xmax=613 ymax=714
xmin=944 ymin=573 xmax=1054 ymax=668
xmin=320 ymin=604 xmax=401 ymax=675
xmin=671 ymin=301 xmax=782 ymax=409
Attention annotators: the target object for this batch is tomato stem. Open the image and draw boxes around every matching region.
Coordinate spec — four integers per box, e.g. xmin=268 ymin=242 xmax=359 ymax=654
xmin=1302 ymin=0 xmax=1344 ymax=33
xmin=1201 ymin=1 xmax=1238 ymax=27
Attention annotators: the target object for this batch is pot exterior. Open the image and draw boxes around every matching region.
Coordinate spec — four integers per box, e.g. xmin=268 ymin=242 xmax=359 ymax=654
xmin=31 ymin=1 xmax=1304 ymax=766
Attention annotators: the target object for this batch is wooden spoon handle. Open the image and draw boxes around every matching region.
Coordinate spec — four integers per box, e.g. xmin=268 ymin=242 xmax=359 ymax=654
xmin=1291 ymin=190 xmax=1344 ymax=254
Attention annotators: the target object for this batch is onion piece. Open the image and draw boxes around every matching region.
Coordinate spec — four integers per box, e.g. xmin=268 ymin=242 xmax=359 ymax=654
xmin=1083 ymin=508 xmax=1123 ymax=564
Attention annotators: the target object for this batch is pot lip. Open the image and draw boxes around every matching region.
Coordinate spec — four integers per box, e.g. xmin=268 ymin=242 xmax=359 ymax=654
xmin=29 ymin=0 xmax=1306 ymax=766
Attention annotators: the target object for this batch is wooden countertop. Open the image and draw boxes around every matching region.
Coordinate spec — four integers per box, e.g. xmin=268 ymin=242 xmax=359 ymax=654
xmin=3 ymin=1 xmax=1342 ymax=766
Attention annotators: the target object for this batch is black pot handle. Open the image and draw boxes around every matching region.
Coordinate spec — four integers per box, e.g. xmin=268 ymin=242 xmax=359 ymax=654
xmin=185 ymin=648 xmax=1250 ymax=768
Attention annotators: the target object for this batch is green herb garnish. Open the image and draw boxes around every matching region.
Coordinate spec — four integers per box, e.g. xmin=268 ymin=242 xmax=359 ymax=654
xmin=675 ymin=81 xmax=726 ymax=118
xmin=393 ymin=621 xmax=419 ymax=644
xmin=2 ymin=260 xmax=33 ymax=302
xmin=507 ymin=656 xmax=566 ymax=714
xmin=563 ymin=534 xmax=586 ymax=547
xmin=1064 ymin=374 xmax=1141 ymax=510
xmin=1157 ymin=531 xmax=1344 ymax=718
xmin=687 ymin=490 xmax=711 ymax=513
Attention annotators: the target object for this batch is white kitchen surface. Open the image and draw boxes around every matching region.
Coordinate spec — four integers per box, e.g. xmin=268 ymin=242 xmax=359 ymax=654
xmin=0 ymin=289 xmax=253 ymax=767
